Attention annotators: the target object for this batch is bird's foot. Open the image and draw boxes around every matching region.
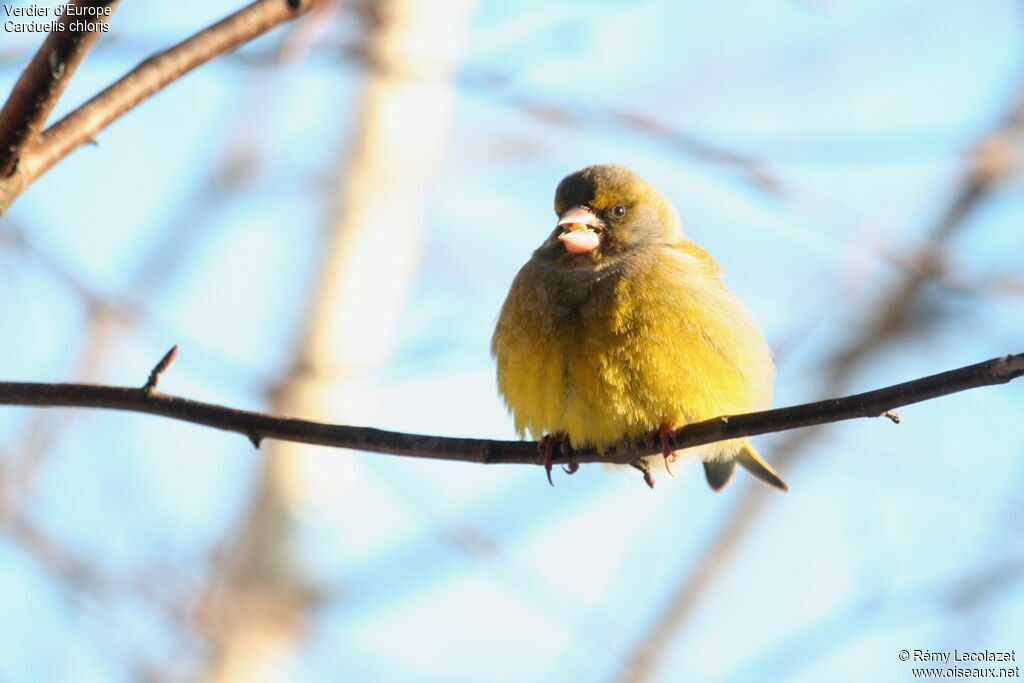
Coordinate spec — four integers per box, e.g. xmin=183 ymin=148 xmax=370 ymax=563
xmin=659 ymin=422 xmax=678 ymax=477
xmin=630 ymin=458 xmax=655 ymax=489
xmin=538 ymin=433 xmax=570 ymax=485
xmin=559 ymin=434 xmax=574 ymax=472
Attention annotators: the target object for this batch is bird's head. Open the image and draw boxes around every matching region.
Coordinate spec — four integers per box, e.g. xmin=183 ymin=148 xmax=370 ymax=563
xmin=547 ymin=164 xmax=684 ymax=268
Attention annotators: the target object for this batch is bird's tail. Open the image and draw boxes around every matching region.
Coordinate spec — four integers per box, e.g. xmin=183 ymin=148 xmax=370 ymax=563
xmin=702 ymin=441 xmax=788 ymax=492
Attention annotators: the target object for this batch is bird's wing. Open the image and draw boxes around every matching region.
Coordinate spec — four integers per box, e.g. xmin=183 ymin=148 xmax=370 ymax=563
xmin=663 ymin=239 xmax=723 ymax=275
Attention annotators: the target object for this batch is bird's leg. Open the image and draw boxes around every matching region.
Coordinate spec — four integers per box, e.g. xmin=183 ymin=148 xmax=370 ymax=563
xmin=659 ymin=422 xmax=677 ymax=477
xmin=630 ymin=458 xmax=655 ymax=489
xmin=538 ymin=433 xmax=568 ymax=485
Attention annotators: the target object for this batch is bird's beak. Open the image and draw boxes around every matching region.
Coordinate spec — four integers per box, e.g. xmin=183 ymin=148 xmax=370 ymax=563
xmin=557 ymin=205 xmax=601 ymax=254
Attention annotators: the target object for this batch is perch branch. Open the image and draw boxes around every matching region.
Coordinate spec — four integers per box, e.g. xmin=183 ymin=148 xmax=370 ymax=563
xmin=0 ymin=0 xmax=318 ymax=214
xmin=0 ymin=350 xmax=1021 ymax=466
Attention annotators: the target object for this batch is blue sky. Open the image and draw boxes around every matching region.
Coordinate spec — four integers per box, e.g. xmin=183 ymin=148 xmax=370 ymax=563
xmin=2 ymin=0 xmax=1023 ymax=681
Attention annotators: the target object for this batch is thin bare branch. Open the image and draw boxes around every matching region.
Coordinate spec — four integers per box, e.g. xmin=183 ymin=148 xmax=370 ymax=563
xmin=0 ymin=0 xmax=318 ymax=214
xmin=0 ymin=352 xmax=1020 ymax=467
xmin=833 ymin=88 xmax=1024 ymax=377
xmin=0 ymin=0 xmax=119 ymax=178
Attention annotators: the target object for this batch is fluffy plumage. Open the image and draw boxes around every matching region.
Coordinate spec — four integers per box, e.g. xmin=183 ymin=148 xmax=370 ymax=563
xmin=492 ymin=164 xmax=786 ymax=490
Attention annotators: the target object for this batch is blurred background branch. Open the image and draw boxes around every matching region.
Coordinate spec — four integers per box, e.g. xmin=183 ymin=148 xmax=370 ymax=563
xmin=0 ymin=0 xmax=119 ymax=178
xmin=0 ymin=0 xmax=316 ymax=214
xmin=189 ymin=0 xmax=476 ymax=679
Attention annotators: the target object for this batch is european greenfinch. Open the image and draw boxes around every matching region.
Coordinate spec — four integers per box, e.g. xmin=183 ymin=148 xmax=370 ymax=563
xmin=491 ymin=164 xmax=786 ymax=491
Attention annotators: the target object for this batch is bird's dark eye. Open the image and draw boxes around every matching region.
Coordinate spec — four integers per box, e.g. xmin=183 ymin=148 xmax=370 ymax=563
xmin=612 ymin=205 xmax=627 ymax=217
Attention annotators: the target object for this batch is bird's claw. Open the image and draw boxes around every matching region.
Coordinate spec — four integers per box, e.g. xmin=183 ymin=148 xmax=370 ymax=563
xmin=659 ymin=422 xmax=677 ymax=477
xmin=630 ymin=458 xmax=655 ymax=489
xmin=559 ymin=436 xmax=577 ymax=474
xmin=539 ymin=435 xmax=554 ymax=485
xmin=538 ymin=433 xmax=570 ymax=485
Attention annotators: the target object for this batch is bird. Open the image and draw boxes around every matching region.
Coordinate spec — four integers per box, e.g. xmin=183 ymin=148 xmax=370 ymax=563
xmin=491 ymin=164 xmax=787 ymax=491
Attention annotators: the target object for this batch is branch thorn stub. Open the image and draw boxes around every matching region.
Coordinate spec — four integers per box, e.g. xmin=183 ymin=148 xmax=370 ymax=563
xmin=143 ymin=344 xmax=179 ymax=393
